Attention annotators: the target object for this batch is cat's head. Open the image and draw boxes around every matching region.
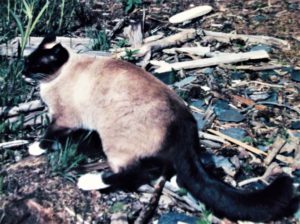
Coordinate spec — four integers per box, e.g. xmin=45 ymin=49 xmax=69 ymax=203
xmin=23 ymin=33 xmax=69 ymax=81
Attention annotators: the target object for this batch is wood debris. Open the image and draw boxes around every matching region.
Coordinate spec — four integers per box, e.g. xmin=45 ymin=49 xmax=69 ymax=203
xmin=200 ymin=29 xmax=290 ymax=50
xmin=169 ymin=5 xmax=213 ymax=24
xmin=151 ymin=50 xmax=269 ymax=73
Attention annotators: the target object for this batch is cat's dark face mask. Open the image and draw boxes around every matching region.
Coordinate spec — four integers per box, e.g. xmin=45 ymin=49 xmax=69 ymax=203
xmin=23 ymin=34 xmax=69 ymax=82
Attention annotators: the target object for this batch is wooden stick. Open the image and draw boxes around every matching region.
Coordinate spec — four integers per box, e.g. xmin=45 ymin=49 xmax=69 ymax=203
xmin=220 ymin=64 xmax=284 ymax=71
xmin=200 ymin=29 xmax=290 ymax=50
xmin=238 ymin=163 xmax=280 ymax=187
xmin=0 ymin=100 xmax=44 ymax=118
xmin=163 ymin=46 xmax=210 ymax=56
xmin=232 ymin=80 xmax=284 ymax=88
xmin=151 ymin=50 xmax=269 ymax=73
xmin=207 ymin=129 xmax=293 ymax=164
xmin=207 ymin=129 xmax=267 ymax=156
xmin=134 ymin=176 xmax=166 ymax=224
xmin=0 ymin=140 xmax=29 ymax=150
xmin=264 ymin=137 xmax=286 ymax=165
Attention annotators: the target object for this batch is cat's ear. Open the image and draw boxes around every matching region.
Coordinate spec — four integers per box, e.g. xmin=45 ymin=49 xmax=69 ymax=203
xmin=39 ymin=33 xmax=57 ymax=49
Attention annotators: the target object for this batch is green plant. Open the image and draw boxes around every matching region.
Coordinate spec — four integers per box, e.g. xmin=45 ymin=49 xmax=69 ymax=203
xmin=110 ymin=202 xmax=126 ymax=213
xmin=48 ymin=139 xmax=86 ymax=181
xmin=122 ymin=0 xmax=142 ymax=14
xmin=121 ymin=48 xmax=139 ymax=62
xmin=10 ymin=0 xmax=49 ymax=56
xmin=176 ymin=187 xmax=188 ymax=196
xmin=197 ymin=209 xmax=212 ymax=224
xmin=115 ymin=38 xmax=129 ymax=48
xmin=242 ymin=136 xmax=254 ymax=145
xmin=89 ymin=30 xmax=110 ymax=51
xmin=0 ymin=175 xmax=4 ymax=195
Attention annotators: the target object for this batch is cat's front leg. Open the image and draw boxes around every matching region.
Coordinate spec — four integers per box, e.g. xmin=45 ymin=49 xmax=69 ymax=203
xmin=28 ymin=120 xmax=71 ymax=156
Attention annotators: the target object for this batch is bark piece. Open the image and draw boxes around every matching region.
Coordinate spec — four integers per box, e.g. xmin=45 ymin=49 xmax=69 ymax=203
xmin=169 ymin=5 xmax=213 ymax=24
xmin=151 ymin=50 xmax=269 ymax=73
xmin=123 ymin=22 xmax=143 ymax=48
xmin=163 ymin=46 xmax=211 ymax=56
xmin=134 ymin=176 xmax=166 ymax=224
xmin=230 ymin=95 xmax=268 ymax=111
xmin=200 ymin=29 xmax=290 ymax=50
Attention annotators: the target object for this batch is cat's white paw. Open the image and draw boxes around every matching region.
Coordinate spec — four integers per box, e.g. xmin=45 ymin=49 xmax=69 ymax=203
xmin=77 ymin=172 xmax=110 ymax=191
xmin=28 ymin=141 xmax=46 ymax=156
xmin=170 ymin=175 xmax=180 ymax=190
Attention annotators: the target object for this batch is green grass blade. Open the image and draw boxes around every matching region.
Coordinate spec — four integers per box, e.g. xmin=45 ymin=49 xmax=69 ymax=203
xmin=29 ymin=1 xmax=49 ymax=35
xmin=9 ymin=10 xmax=24 ymax=38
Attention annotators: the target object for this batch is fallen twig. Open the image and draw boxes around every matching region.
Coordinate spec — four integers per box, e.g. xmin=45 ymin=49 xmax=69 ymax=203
xmin=207 ymin=129 xmax=292 ymax=164
xmin=199 ymin=29 xmax=290 ymax=50
xmin=81 ymin=161 xmax=109 ymax=172
xmin=108 ymin=17 xmax=128 ymax=39
xmin=207 ymin=129 xmax=268 ymax=156
xmin=134 ymin=176 xmax=166 ymax=224
xmin=0 ymin=100 xmax=44 ymax=118
xmin=220 ymin=64 xmax=284 ymax=71
xmin=264 ymin=136 xmax=286 ymax=165
xmin=238 ymin=163 xmax=281 ymax=187
xmin=0 ymin=140 xmax=29 ymax=150
xmin=163 ymin=46 xmax=211 ymax=57
xmin=151 ymin=50 xmax=269 ymax=73
xmin=258 ymin=102 xmax=300 ymax=115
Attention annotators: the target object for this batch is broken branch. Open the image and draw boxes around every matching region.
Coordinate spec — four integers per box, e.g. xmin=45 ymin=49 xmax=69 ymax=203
xmin=200 ymin=29 xmax=290 ymax=50
xmin=151 ymin=50 xmax=269 ymax=73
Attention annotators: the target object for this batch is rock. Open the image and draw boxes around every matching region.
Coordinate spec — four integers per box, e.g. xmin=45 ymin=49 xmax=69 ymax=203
xmin=173 ymin=76 xmax=197 ymax=88
xmin=158 ymin=212 xmax=200 ymax=224
xmin=221 ymin=127 xmax=246 ymax=141
xmin=212 ymin=155 xmax=237 ymax=177
xmin=249 ymin=92 xmax=270 ymax=101
xmin=214 ymin=100 xmax=245 ymax=122
xmin=291 ymin=121 xmax=300 ymax=130
xmin=231 ymin=71 xmax=245 ymax=80
xmin=190 ymin=99 xmax=205 ymax=110
xmin=169 ymin=5 xmax=213 ymax=24
xmin=155 ymin=72 xmax=176 ymax=85
xmin=111 ymin=212 xmax=128 ymax=224
xmin=192 ymin=112 xmax=206 ymax=130
xmin=250 ymin=44 xmax=272 ymax=53
xmin=291 ymin=69 xmax=300 ymax=82
xmin=159 ymin=195 xmax=174 ymax=209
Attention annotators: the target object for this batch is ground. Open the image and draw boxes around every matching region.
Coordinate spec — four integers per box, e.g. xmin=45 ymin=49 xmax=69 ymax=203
xmin=0 ymin=0 xmax=300 ymax=223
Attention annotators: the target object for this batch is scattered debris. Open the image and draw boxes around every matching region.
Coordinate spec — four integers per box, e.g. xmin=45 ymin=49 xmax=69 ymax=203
xmin=169 ymin=5 xmax=213 ymax=24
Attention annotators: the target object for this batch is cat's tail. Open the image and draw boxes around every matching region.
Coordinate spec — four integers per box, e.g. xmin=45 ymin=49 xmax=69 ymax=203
xmin=172 ymin=116 xmax=298 ymax=222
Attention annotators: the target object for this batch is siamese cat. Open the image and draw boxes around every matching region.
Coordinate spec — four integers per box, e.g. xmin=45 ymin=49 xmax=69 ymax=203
xmin=23 ymin=34 xmax=299 ymax=222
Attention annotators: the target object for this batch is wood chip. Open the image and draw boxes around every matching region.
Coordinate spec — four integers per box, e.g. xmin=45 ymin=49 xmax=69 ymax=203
xmin=169 ymin=5 xmax=213 ymax=24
